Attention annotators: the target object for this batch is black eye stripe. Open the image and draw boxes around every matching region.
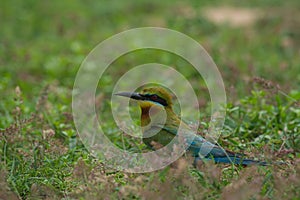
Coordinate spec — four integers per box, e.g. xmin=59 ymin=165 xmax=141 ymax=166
xmin=142 ymin=94 xmax=168 ymax=106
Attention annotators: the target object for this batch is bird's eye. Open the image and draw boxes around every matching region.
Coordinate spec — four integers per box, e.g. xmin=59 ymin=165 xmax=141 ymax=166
xmin=151 ymin=95 xmax=158 ymax=100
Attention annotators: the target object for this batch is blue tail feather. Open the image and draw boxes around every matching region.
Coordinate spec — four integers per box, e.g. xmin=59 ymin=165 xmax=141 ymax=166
xmin=212 ymin=156 xmax=267 ymax=166
xmin=194 ymin=156 xmax=267 ymax=166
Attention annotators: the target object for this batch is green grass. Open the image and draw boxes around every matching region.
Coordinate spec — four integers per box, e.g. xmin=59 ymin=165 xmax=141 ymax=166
xmin=0 ymin=0 xmax=300 ymax=199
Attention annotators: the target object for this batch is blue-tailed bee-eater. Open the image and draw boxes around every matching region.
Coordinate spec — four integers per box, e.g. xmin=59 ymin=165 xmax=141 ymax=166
xmin=115 ymin=86 xmax=266 ymax=166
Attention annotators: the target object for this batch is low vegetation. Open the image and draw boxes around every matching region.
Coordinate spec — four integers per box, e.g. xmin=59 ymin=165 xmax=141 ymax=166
xmin=1 ymin=0 xmax=299 ymax=199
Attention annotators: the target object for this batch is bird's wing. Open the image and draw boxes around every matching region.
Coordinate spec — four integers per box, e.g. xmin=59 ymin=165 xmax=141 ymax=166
xmin=149 ymin=125 xmax=266 ymax=166
xmin=153 ymin=125 xmax=243 ymax=158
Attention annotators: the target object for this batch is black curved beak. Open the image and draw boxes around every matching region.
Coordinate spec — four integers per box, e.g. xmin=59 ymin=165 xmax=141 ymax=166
xmin=114 ymin=92 xmax=145 ymax=101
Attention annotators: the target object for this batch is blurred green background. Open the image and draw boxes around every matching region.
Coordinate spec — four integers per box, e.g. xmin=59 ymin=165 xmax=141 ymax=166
xmin=1 ymin=0 xmax=299 ymax=99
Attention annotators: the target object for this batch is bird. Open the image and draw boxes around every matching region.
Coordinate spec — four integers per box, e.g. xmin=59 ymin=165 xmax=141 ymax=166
xmin=115 ymin=86 xmax=267 ymax=166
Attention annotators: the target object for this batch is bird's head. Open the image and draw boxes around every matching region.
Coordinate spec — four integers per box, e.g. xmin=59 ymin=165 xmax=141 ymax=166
xmin=115 ymin=86 xmax=180 ymax=129
xmin=115 ymin=86 xmax=173 ymax=110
